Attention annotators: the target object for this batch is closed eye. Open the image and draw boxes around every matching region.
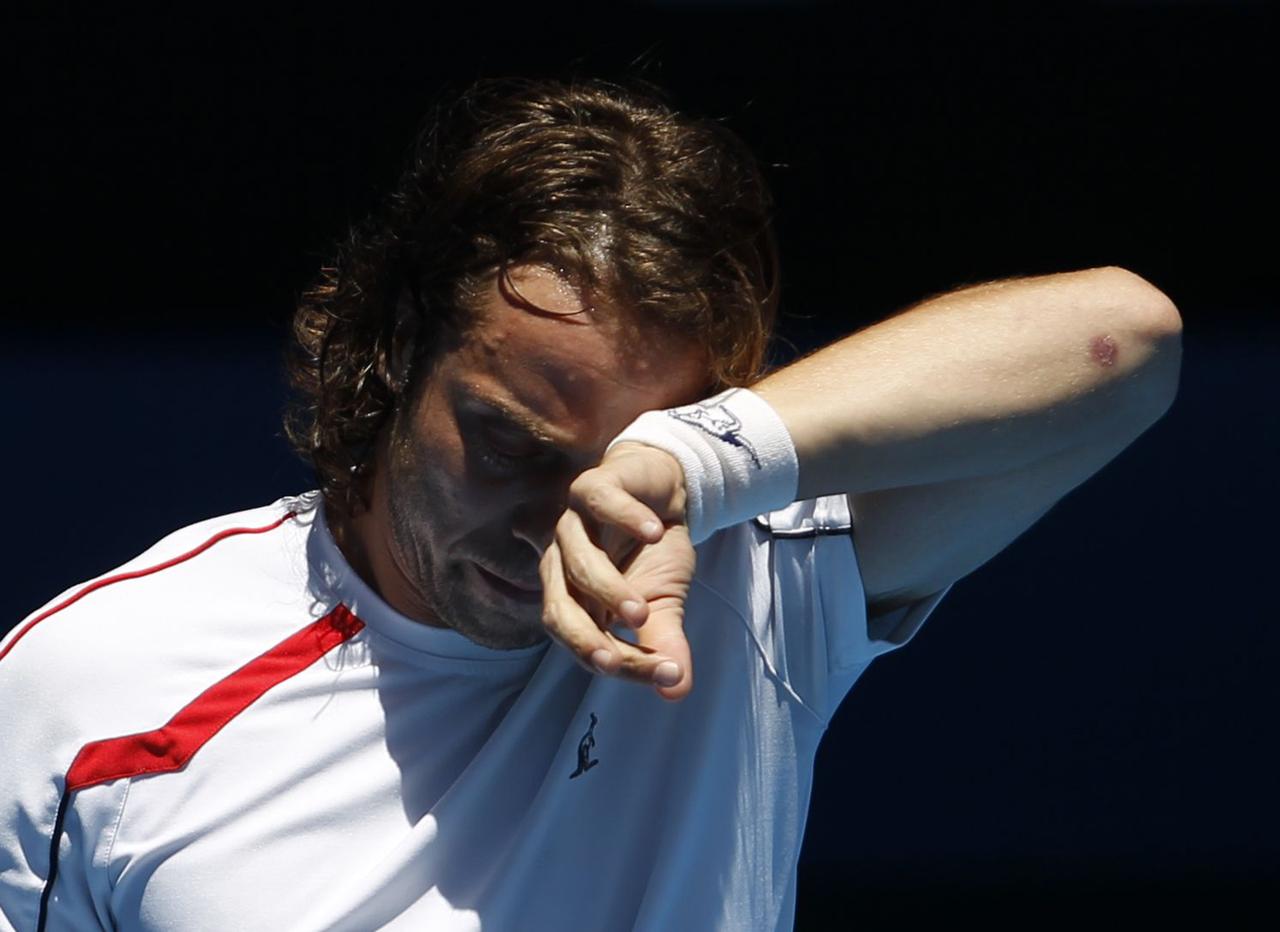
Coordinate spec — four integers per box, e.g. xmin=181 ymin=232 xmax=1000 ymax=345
xmin=456 ymin=391 xmax=569 ymax=475
xmin=479 ymin=435 xmax=527 ymax=471
xmin=473 ymin=422 xmax=562 ymax=476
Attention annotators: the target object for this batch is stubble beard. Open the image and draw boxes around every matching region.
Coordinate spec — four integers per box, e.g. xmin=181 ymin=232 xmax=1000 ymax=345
xmin=384 ymin=440 xmax=547 ymax=652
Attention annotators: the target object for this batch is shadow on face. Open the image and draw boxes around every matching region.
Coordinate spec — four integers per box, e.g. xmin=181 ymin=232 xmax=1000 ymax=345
xmin=365 ymin=263 xmax=711 ymax=648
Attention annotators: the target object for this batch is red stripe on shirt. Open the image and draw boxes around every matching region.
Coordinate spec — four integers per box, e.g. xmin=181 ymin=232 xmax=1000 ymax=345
xmin=0 ymin=512 xmax=296 ymax=664
xmin=65 ymin=605 xmax=365 ymax=792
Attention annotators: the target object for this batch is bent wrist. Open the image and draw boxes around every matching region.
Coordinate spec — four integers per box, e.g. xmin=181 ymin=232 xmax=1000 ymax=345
xmin=606 ymin=388 xmax=799 ymax=543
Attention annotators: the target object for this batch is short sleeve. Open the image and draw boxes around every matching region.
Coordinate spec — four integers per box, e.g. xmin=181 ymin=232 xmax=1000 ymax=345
xmin=751 ymin=494 xmax=953 ymax=723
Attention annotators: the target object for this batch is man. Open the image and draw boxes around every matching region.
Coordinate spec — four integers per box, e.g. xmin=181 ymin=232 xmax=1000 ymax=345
xmin=0 ymin=77 xmax=1182 ymax=931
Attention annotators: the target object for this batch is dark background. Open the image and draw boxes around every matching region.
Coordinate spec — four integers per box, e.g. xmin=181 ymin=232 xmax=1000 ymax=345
xmin=6 ymin=1 xmax=1276 ymax=926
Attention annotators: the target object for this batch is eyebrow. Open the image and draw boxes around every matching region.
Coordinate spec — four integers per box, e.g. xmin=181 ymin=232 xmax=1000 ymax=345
xmin=466 ymin=394 xmax=567 ymax=450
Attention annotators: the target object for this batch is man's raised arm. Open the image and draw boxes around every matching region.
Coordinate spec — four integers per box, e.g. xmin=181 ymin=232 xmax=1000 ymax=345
xmin=753 ymin=265 xmax=1182 ymax=500
xmin=749 ymin=265 xmax=1182 ymax=614
xmin=538 ymin=265 xmax=1183 ymax=699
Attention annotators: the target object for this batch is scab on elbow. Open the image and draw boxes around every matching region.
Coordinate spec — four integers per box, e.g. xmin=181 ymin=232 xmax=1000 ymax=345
xmin=1088 ymin=334 xmax=1119 ymax=368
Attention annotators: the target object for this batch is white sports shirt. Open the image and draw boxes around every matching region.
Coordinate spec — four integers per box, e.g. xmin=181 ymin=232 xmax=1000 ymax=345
xmin=1 ymin=492 xmax=949 ymax=931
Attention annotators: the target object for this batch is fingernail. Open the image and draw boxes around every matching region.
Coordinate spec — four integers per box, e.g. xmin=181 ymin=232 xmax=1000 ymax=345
xmin=591 ymin=649 xmax=613 ymax=674
xmin=620 ymin=600 xmax=644 ymax=623
xmin=653 ymin=661 xmax=682 ymax=687
xmin=642 ymin=520 xmax=662 ymax=538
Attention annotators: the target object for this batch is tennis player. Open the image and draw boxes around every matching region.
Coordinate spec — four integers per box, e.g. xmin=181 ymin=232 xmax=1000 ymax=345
xmin=0 ymin=77 xmax=1182 ymax=931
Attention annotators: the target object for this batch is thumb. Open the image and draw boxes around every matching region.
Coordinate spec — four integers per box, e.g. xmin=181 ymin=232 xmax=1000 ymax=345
xmin=631 ymin=596 xmax=693 ymax=702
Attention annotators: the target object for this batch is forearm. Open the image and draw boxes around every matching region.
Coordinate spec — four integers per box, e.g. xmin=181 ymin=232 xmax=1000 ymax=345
xmin=753 ymin=265 xmax=1183 ymax=499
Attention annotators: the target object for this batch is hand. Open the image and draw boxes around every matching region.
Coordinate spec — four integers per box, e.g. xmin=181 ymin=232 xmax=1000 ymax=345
xmin=538 ymin=442 xmax=695 ymax=702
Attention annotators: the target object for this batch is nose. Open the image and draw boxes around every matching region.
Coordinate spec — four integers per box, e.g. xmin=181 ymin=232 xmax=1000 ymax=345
xmin=510 ymin=480 xmax=572 ymax=558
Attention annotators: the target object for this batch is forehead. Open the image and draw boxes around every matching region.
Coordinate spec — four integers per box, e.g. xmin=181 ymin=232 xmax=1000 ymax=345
xmin=447 ymin=265 xmax=708 ymax=447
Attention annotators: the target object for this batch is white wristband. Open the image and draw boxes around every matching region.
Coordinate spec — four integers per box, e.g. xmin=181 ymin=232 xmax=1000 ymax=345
xmin=606 ymin=387 xmax=800 ymax=544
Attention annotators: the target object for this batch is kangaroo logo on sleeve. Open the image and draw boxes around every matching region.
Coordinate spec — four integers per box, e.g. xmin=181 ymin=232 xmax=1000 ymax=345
xmin=569 ymin=712 xmax=600 ymax=779
xmin=668 ymin=391 xmax=762 ymax=469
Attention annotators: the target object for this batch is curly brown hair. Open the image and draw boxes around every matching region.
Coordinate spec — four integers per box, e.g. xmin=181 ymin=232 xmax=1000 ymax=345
xmin=285 ymin=76 xmax=782 ymax=522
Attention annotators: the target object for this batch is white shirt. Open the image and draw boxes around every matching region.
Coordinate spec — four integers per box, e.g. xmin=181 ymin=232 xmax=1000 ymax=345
xmin=0 ymin=492 xmax=949 ymax=931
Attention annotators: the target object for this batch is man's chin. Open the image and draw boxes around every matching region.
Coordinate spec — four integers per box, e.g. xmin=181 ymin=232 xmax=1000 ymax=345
xmin=440 ymin=583 xmax=547 ymax=651
xmin=451 ymin=612 xmax=548 ymax=651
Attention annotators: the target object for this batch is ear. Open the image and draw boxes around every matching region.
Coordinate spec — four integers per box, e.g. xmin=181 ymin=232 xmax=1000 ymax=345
xmin=379 ymin=283 xmax=422 ymax=393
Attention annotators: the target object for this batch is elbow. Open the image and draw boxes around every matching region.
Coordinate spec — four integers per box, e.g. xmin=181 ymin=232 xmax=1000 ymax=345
xmin=1089 ymin=267 xmax=1183 ymax=418
xmin=1099 ymin=265 xmax=1184 ymax=338
xmin=1143 ymin=329 xmax=1183 ymax=420
xmin=1135 ymin=312 xmax=1184 ymax=421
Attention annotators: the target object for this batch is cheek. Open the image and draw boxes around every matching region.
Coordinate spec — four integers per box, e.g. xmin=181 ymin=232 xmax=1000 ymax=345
xmin=388 ymin=421 xmax=504 ymax=545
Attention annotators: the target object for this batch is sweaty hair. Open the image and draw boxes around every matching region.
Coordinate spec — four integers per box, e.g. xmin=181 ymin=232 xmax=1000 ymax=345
xmin=285 ymin=76 xmax=781 ymax=522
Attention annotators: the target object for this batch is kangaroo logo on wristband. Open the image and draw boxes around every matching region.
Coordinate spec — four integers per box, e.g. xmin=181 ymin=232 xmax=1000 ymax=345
xmin=668 ymin=392 xmax=762 ymax=469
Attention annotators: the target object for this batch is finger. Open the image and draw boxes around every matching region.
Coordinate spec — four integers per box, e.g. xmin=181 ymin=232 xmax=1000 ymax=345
xmin=540 ymin=542 xmax=686 ymax=687
xmin=631 ymin=595 xmax=694 ymax=703
xmin=556 ymin=510 xmax=650 ymax=628
xmin=540 ymin=542 xmax=618 ymax=674
xmin=600 ymin=621 xmax=689 ymax=692
xmin=569 ymin=477 xmax=664 ymax=544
